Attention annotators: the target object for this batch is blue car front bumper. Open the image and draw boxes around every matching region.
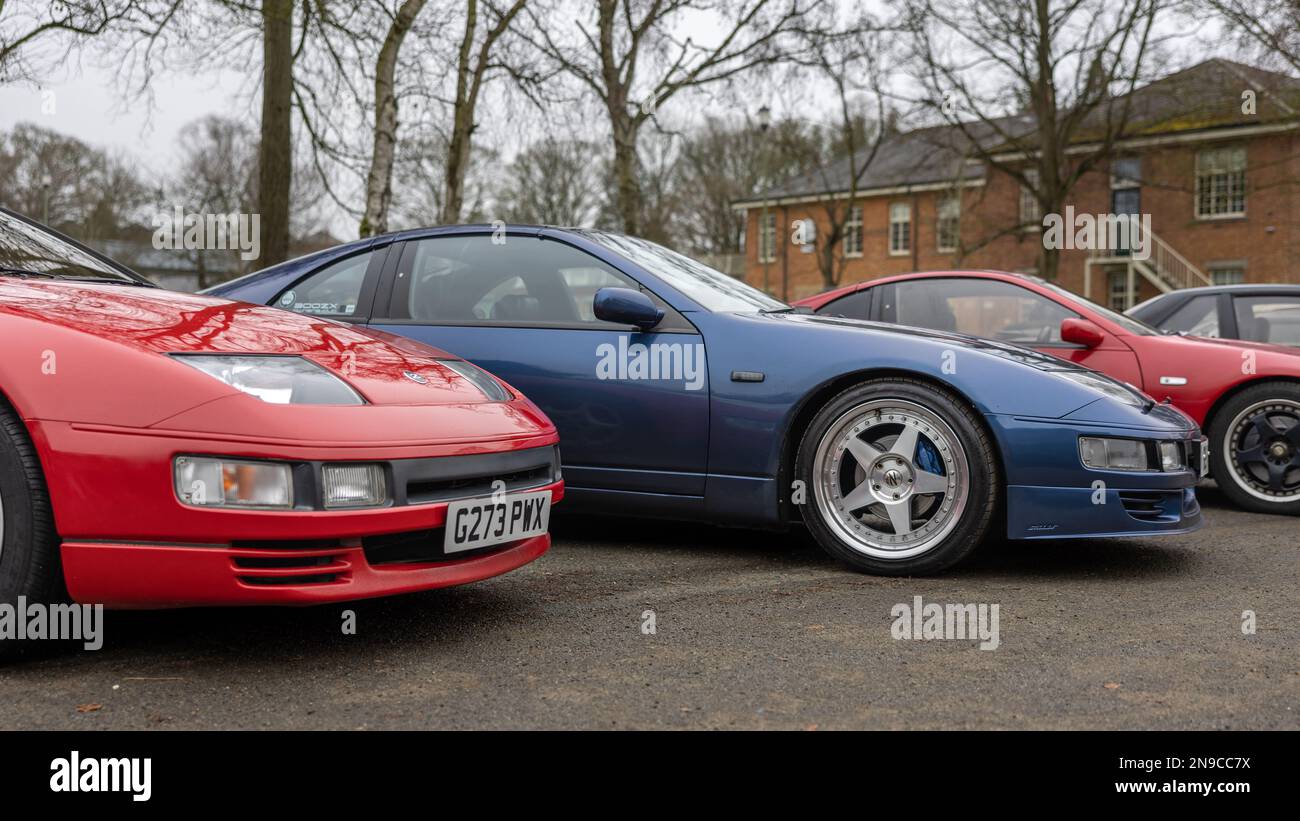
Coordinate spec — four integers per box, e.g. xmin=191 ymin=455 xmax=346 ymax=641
xmin=987 ymin=413 xmax=1205 ymax=541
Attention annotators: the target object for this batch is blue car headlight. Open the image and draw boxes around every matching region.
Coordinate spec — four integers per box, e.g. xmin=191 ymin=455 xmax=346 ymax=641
xmin=1080 ymin=437 xmax=1186 ymax=472
xmin=1056 ymin=370 xmax=1149 ymax=408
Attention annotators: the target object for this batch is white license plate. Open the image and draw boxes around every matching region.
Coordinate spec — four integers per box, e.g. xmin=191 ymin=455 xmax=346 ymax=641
xmin=444 ymin=490 xmax=551 ymax=554
xmin=1200 ymin=437 xmax=1210 ymax=478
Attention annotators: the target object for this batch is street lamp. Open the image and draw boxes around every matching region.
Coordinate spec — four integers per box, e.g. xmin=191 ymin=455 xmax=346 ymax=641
xmin=41 ymin=173 xmax=52 ymax=224
xmin=757 ymin=105 xmax=772 ymax=295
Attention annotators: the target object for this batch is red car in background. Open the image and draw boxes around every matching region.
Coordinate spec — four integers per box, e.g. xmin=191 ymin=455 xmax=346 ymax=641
xmin=796 ymin=270 xmax=1300 ymax=516
xmin=0 ymin=208 xmax=562 ymax=613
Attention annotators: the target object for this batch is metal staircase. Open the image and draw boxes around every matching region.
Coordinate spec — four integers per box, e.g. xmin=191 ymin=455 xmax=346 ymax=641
xmin=1083 ymin=220 xmax=1212 ymax=309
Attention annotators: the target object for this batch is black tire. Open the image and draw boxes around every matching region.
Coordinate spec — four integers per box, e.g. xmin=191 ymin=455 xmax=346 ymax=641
xmin=1207 ymin=381 xmax=1300 ymax=515
xmin=794 ymin=378 xmax=998 ymax=576
xmin=0 ymin=400 xmax=62 ymax=656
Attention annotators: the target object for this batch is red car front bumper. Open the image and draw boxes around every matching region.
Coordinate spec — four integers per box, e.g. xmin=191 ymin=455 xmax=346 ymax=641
xmin=30 ymin=419 xmax=563 ymax=609
xmin=60 ymin=533 xmax=552 ymax=609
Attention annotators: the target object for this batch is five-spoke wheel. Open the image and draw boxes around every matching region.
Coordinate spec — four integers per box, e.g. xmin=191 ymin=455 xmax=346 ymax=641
xmin=797 ymin=379 xmax=997 ymax=575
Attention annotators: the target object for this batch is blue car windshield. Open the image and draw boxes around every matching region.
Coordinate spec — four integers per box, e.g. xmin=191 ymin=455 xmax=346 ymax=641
xmin=587 ymin=231 xmax=788 ymax=313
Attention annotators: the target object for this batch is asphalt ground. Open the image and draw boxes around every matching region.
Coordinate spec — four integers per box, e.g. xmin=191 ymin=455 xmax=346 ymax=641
xmin=2 ymin=483 xmax=1296 ymax=730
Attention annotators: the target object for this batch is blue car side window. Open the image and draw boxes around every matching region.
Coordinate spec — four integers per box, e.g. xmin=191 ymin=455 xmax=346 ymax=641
xmin=274 ymin=252 xmax=374 ymax=318
xmin=389 ymin=235 xmax=683 ymax=329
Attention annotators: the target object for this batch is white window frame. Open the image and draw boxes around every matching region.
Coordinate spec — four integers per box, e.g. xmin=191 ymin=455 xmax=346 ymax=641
xmin=888 ymin=202 xmax=911 ymax=256
xmin=1210 ymin=266 xmax=1245 ymax=286
xmin=936 ymin=195 xmax=960 ymax=253
xmin=1195 ymin=146 xmax=1246 ymax=219
xmin=843 ymin=206 xmax=863 ymax=258
xmin=1019 ymin=168 xmax=1041 ymax=230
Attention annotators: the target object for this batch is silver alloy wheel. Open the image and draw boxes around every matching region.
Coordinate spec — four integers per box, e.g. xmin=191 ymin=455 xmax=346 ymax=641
xmin=812 ymin=399 xmax=970 ymax=560
xmin=1223 ymin=399 xmax=1300 ymax=503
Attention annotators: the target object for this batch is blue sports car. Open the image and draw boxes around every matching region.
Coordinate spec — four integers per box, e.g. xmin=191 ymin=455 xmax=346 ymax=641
xmin=212 ymin=226 xmax=1205 ymax=575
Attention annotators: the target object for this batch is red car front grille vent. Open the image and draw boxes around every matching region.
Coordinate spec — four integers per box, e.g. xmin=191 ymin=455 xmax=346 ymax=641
xmin=230 ymin=546 xmax=352 ymax=587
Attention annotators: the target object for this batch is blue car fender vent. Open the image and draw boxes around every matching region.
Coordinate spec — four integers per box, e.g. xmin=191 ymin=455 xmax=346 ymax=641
xmin=1118 ymin=491 xmax=1174 ymax=522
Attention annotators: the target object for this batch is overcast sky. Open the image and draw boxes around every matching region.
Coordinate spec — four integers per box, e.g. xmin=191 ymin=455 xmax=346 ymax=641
xmin=0 ymin=57 xmax=251 ymax=183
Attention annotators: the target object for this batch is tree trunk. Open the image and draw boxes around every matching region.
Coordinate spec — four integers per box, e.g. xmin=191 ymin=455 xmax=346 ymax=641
xmin=611 ymin=117 xmax=640 ymax=235
xmin=257 ymin=0 xmax=294 ymax=265
xmin=439 ymin=0 xmax=479 ymax=225
xmin=441 ymin=105 xmax=474 ymax=224
xmin=360 ymin=0 xmax=428 ymax=237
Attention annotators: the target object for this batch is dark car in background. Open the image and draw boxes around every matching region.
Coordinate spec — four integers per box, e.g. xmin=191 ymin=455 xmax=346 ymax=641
xmin=1129 ymin=285 xmax=1300 ymax=347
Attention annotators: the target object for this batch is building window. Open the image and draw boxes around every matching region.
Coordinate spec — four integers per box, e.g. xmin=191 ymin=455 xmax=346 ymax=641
xmin=757 ymin=212 xmax=776 ymax=263
xmin=1108 ymin=271 xmax=1133 ymax=311
xmin=1111 ymin=157 xmax=1141 ymax=189
xmin=1195 ymin=146 xmax=1246 ymax=218
xmin=1019 ymin=168 xmax=1041 ymax=229
xmin=936 ymin=195 xmax=960 ymax=253
xmin=889 ymin=202 xmax=911 ymax=256
xmin=1210 ymin=265 xmax=1245 ymax=286
xmin=843 ymin=206 xmax=863 ymax=257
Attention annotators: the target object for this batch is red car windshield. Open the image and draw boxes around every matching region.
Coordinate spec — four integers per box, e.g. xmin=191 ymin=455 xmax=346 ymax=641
xmin=1038 ymin=279 xmax=1158 ymax=336
xmin=0 ymin=209 xmax=147 ymax=284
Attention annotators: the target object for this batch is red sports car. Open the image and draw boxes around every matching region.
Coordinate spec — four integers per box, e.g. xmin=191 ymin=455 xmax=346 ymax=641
xmin=0 ymin=208 xmax=562 ymax=610
xmin=796 ymin=270 xmax=1300 ymax=516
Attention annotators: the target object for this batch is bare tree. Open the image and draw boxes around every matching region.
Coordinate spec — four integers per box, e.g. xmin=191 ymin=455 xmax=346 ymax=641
xmin=360 ymin=0 xmax=429 ymax=237
xmin=0 ymin=123 xmax=150 ymax=239
xmin=900 ymin=0 xmax=1163 ymax=279
xmin=1198 ymin=1 xmax=1300 ymax=75
xmin=497 ymin=137 xmax=600 ymax=225
xmin=257 ymin=0 xmax=294 ymax=265
xmin=788 ymin=27 xmax=893 ymax=290
xmin=673 ymin=118 xmax=766 ymax=256
xmin=441 ymin=0 xmax=527 ymax=224
xmin=106 ymin=0 xmax=308 ymax=265
xmin=0 ymin=0 xmax=141 ymax=81
xmin=523 ymin=0 xmax=827 ymax=236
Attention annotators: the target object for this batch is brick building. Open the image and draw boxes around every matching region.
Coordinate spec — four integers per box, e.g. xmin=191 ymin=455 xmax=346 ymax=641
xmin=733 ymin=59 xmax=1300 ymax=308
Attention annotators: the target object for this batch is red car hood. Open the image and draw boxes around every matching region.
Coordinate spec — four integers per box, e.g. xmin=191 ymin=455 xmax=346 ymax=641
xmin=0 ymin=279 xmax=492 ymax=407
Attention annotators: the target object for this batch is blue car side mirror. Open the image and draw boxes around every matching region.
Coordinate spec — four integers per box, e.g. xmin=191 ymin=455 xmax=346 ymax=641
xmin=593 ymin=287 xmax=664 ymax=331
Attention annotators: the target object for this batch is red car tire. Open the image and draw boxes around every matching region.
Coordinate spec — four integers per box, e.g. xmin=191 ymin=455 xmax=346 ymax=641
xmin=0 ymin=400 xmax=62 ymax=612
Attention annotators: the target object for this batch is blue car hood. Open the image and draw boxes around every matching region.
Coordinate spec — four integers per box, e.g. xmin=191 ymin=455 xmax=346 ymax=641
xmin=767 ymin=313 xmax=1196 ymax=431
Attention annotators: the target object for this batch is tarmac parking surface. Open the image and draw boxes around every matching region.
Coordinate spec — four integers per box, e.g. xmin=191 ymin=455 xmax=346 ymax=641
xmin=2 ymin=484 xmax=1296 ymax=730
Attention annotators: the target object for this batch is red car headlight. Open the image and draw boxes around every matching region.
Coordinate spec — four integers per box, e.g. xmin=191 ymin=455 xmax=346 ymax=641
xmin=322 ymin=464 xmax=388 ymax=509
xmin=174 ymin=457 xmax=293 ymax=509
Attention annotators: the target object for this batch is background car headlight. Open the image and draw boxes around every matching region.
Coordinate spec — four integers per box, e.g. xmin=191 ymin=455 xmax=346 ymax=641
xmin=1159 ymin=441 xmax=1185 ymax=472
xmin=322 ymin=464 xmax=388 ymax=508
xmin=438 ymin=359 xmax=512 ymax=401
xmin=175 ymin=457 xmax=293 ymax=509
xmin=173 ymin=355 xmax=365 ymax=405
xmin=1079 ymin=437 xmax=1150 ymax=471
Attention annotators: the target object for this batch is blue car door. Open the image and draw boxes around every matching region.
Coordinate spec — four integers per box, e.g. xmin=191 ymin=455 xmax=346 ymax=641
xmin=367 ymin=231 xmax=710 ymax=499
